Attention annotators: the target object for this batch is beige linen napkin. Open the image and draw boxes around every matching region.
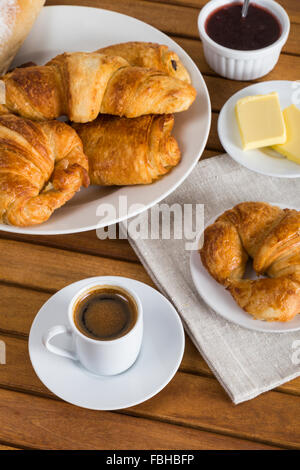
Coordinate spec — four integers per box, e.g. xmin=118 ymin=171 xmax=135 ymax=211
xmin=120 ymin=154 xmax=300 ymax=404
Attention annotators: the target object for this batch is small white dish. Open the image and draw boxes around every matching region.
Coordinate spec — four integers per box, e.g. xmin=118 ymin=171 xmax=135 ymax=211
xmin=29 ymin=276 xmax=185 ymax=410
xmin=190 ymin=203 xmax=300 ymax=333
xmin=0 ymin=5 xmax=211 ymax=236
xmin=218 ymin=80 xmax=300 ymax=178
xmin=198 ymin=0 xmax=290 ymax=80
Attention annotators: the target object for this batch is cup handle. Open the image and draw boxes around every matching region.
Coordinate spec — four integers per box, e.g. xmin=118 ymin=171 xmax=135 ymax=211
xmin=43 ymin=325 xmax=77 ymax=361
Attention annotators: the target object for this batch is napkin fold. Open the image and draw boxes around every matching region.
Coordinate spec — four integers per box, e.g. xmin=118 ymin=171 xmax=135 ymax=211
xmin=120 ymin=154 xmax=300 ymax=404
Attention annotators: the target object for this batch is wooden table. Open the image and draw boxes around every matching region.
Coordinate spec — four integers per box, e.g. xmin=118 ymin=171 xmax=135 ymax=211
xmin=0 ymin=0 xmax=299 ymax=451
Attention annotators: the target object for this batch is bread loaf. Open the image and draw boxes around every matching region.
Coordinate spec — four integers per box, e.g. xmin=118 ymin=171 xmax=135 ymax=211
xmin=0 ymin=0 xmax=45 ymax=75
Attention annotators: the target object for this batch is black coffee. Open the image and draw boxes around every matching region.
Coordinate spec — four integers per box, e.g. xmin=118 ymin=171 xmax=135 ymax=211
xmin=73 ymin=286 xmax=138 ymax=341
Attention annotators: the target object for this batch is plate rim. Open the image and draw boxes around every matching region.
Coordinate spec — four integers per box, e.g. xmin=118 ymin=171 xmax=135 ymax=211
xmin=0 ymin=4 xmax=211 ymax=236
xmin=28 ymin=276 xmax=185 ymax=410
xmin=218 ymin=80 xmax=300 ymax=179
xmin=190 ymin=201 xmax=300 ymax=333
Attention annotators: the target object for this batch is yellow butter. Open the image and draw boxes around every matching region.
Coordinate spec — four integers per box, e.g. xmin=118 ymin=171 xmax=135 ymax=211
xmin=235 ymin=92 xmax=286 ymax=150
xmin=272 ymin=105 xmax=300 ymax=164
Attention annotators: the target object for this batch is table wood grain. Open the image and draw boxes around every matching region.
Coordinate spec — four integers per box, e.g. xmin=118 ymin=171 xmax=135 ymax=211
xmin=0 ymin=0 xmax=299 ymax=450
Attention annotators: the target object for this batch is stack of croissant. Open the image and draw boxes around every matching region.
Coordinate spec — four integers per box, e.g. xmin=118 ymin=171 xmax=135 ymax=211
xmin=0 ymin=42 xmax=196 ymax=226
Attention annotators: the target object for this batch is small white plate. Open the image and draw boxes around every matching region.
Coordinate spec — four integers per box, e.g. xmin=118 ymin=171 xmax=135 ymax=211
xmin=0 ymin=5 xmax=211 ymax=235
xmin=218 ymin=80 xmax=300 ymax=178
xmin=29 ymin=276 xmax=185 ymax=410
xmin=190 ymin=203 xmax=300 ymax=333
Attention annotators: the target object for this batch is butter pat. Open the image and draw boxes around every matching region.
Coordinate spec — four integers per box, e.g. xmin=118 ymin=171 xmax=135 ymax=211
xmin=235 ymin=92 xmax=286 ymax=150
xmin=272 ymin=105 xmax=300 ymax=164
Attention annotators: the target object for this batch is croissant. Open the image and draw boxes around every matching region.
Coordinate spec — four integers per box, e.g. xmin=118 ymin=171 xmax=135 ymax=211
xmin=0 ymin=52 xmax=196 ymax=123
xmin=200 ymin=202 xmax=300 ymax=322
xmin=74 ymin=114 xmax=180 ymax=185
xmin=97 ymin=42 xmax=191 ymax=83
xmin=0 ymin=113 xmax=89 ymax=226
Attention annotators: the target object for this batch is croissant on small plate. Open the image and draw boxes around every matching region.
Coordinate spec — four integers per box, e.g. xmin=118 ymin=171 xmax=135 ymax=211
xmin=0 ymin=51 xmax=196 ymax=123
xmin=200 ymin=202 xmax=300 ymax=322
xmin=74 ymin=114 xmax=180 ymax=185
xmin=97 ymin=42 xmax=191 ymax=83
xmin=0 ymin=114 xmax=89 ymax=226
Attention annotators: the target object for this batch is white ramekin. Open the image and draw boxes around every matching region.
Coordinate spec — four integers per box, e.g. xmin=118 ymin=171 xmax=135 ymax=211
xmin=198 ymin=0 xmax=290 ymax=81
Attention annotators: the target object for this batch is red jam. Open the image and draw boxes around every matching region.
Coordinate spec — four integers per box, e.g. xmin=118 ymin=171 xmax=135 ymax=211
xmin=205 ymin=2 xmax=282 ymax=51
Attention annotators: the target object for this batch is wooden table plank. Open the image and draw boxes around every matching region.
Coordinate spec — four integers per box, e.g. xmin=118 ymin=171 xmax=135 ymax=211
xmin=0 ymin=239 xmax=153 ymax=293
xmin=46 ymin=0 xmax=300 ymax=56
xmin=0 ymin=444 xmax=20 ymax=450
xmin=205 ymin=73 xmax=300 ymax=112
xmin=1 ymin=296 xmax=299 ymax=399
xmin=0 ymin=388 xmax=277 ymax=450
xmin=207 ymin=112 xmax=222 ymax=151
xmin=151 ymin=1 xmax=300 ymax=25
xmin=0 ymin=334 xmax=296 ymax=448
xmin=173 ymin=36 xmax=300 ymax=81
xmin=0 ymin=286 xmax=49 ymax=337
xmin=0 ymin=231 xmax=139 ymax=264
xmin=42 ymin=0 xmax=300 ymax=160
xmin=0 ymin=336 xmax=300 ymax=448
xmin=128 ymin=373 xmax=300 ymax=449
xmin=147 ymin=1 xmax=300 ymax=24
xmin=1 ymin=291 xmax=300 ymax=397
xmin=279 ymin=22 xmax=299 ymax=56
xmin=1 ymin=0 xmax=298 ymax=452
xmin=0 ymin=260 xmax=300 ymax=395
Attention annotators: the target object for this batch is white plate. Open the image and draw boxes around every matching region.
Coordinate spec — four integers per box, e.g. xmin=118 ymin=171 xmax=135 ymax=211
xmin=29 ymin=276 xmax=185 ymax=410
xmin=218 ymin=80 xmax=300 ymax=178
xmin=190 ymin=203 xmax=300 ymax=333
xmin=1 ymin=5 xmax=211 ymax=235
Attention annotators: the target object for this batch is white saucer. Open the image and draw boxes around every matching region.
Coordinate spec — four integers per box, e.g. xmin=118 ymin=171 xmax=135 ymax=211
xmin=190 ymin=203 xmax=300 ymax=333
xmin=218 ymin=80 xmax=300 ymax=178
xmin=29 ymin=276 xmax=185 ymax=410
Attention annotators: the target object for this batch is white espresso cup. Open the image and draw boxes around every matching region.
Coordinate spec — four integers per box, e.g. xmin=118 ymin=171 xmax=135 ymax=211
xmin=43 ymin=280 xmax=143 ymax=376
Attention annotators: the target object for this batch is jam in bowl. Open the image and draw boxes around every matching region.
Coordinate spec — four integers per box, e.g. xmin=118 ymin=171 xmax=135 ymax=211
xmin=198 ymin=0 xmax=290 ymax=80
xmin=205 ymin=2 xmax=281 ymax=51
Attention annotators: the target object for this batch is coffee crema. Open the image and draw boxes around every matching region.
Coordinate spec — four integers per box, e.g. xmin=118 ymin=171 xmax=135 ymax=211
xmin=73 ymin=286 xmax=138 ymax=341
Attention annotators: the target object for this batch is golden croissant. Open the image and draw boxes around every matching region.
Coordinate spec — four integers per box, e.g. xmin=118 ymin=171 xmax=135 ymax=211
xmin=97 ymin=42 xmax=191 ymax=83
xmin=0 ymin=114 xmax=89 ymax=226
xmin=200 ymin=202 xmax=300 ymax=322
xmin=74 ymin=114 xmax=180 ymax=185
xmin=0 ymin=52 xmax=196 ymax=123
